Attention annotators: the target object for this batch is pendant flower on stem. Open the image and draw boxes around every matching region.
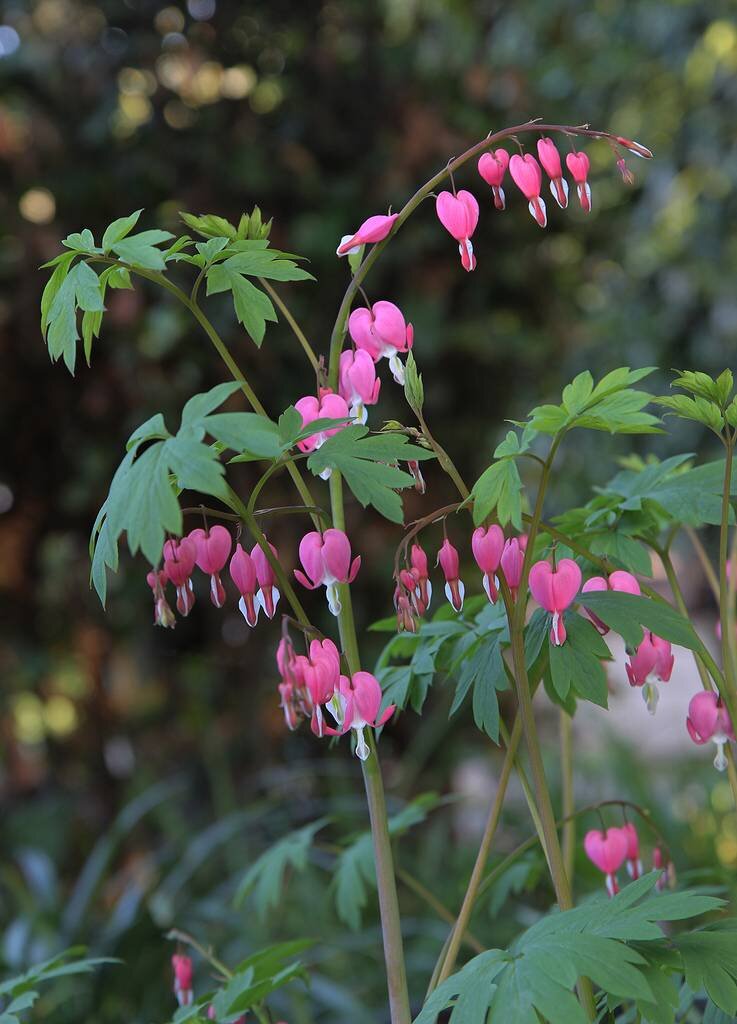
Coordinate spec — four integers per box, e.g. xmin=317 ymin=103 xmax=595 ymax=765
xmin=509 ymin=153 xmax=547 ymax=228
xmin=686 ymin=691 xmax=735 ymax=772
xmin=337 ymin=212 xmax=399 ymax=256
xmin=625 ymin=632 xmax=674 ymax=714
xmin=251 ymin=540 xmax=281 ymax=619
xmin=584 ymin=827 xmax=628 ymax=897
xmin=229 ymin=543 xmax=259 ymax=626
xmin=294 ymin=529 xmax=361 ymax=616
xmin=146 ymin=569 xmax=175 ymax=628
xmin=477 ymin=149 xmax=510 ymax=210
xmin=437 ymin=537 xmax=464 ymax=612
xmin=294 ymin=389 xmax=350 ymax=462
xmin=435 ymin=189 xmax=479 ymax=272
xmin=189 ymin=525 xmax=232 ymax=608
xmin=537 ymin=137 xmax=569 ymax=209
xmin=324 ymin=671 xmax=395 ymax=761
xmin=339 ymin=348 xmax=381 ymax=424
xmin=528 ymin=558 xmax=582 ymax=646
xmin=500 ymin=535 xmax=527 ymax=600
xmin=172 ymin=954 xmax=194 ymax=1008
xmin=471 ymin=525 xmax=504 ymax=603
xmin=566 ymin=150 xmax=592 ymax=212
xmin=621 ymin=821 xmax=643 ymax=879
xmin=581 ymin=570 xmax=641 ymax=634
xmin=163 ymin=536 xmax=197 ymax=617
xmin=348 ymin=300 xmax=414 ymax=385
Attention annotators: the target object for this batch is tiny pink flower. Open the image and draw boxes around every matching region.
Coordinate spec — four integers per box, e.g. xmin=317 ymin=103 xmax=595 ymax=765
xmin=146 ymin=569 xmax=176 ymax=628
xmin=581 ymin=570 xmax=641 ymax=634
xmin=339 ymin=348 xmax=381 ymax=424
xmin=528 ymin=558 xmax=582 ymax=646
xmin=500 ymin=535 xmax=527 ymax=600
xmin=614 ymin=136 xmax=653 ymax=160
xmin=477 ymin=149 xmax=510 ymax=210
xmin=251 ymin=540 xmax=281 ymax=619
xmin=437 ymin=538 xmax=464 ymax=612
xmin=509 ymin=153 xmax=547 ymax=228
xmin=394 ymin=582 xmax=418 ymax=633
xmin=566 ymin=150 xmax=592 ymax=213
xmin=584 ymin=827 xmax=628 ymax=897
xmin=172 ymin=954 xmax=194 ymax=1007
xmin=407 ymin=459 xmax=426 ymax=494
xmin=617 ymin=157 xmax=635 ymax=186
xmin=625 ymin=631 xmax=674 ymax=714
xmin=471 ymin=525 xmax=504 ymax=603
xmin=537 ymin=137 xmax=569 ymax=210
xmin=294 ymin=529 xmax=361 ymax=616
xmin=348 ymin=300 xmax=414 ymax=385
xmin=294 ymin=389 xmax=350 ymax=475
xmin=621 ymin=822 xmax=643 ymax=879
xmin=189 ymin=525 xmax=232 ymax=608
xmin=276 ymin=637 xmax=305 ymax=729
xmin=163 ymin=537 xmax=197 ymax=617
xmin=435 ymin=189 xmax=479 ymax=272
xmin=687 ymin=691 xmax=735 ymax=772
xmin=229 ymin=543 xmax=259 ymax=626
xmin=337 ymin=213 xmax=399 ymax=256
xmin=324 ymin=671 xmax=395 ymax=761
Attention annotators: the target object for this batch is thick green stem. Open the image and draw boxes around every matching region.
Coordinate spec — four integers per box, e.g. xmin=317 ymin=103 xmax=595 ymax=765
xmin=560 ymin=710 xmax=576 ymax=884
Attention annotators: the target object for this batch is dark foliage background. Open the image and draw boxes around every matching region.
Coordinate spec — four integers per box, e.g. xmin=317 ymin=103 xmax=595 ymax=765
xmin=1 ymin=1 xmax=737 ymax=1020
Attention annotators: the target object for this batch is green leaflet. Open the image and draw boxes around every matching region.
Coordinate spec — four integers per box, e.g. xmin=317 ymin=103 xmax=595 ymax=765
xmin=547 ymin=613 xmax=611 ymax=707
xmin=234 ymin=819 xmax=331 ymax=916
xmin=578 ymin=591 xmax=701 ymax=650
xmin=306 ymin=425 xmax=434 ymax=523
xmin=526 ymin=366 xmax=660 ymax=436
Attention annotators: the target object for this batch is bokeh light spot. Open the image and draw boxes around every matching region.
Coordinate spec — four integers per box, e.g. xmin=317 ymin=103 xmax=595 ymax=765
xmin=19 ymin=188 xmax=56 ymax=224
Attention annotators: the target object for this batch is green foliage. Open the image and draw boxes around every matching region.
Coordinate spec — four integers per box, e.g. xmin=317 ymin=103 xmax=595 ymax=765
xmin=0 ymin=949 xmax=116 ymax=1023
xmin=234 ymin=818 xmax=331 ymax=917
xmin=334 ymin=794 xmax=440 ymax=930
xmin=404 ymin=351 xmax=425 ymax=413
xmin=447 ymin=625 xmax=509 ymax=742
xmin=654 ymin=369 xmax=736 ymax=438
xmin=180 ymin=206 xmax=273 ymax=242
xmin=672 ymin=921 xmax=737 ymax=1014
xmin=547 ymin=613 xmax=611 ymax=708
xmin=415 ymin=875 xmax=725 ymax=1024
xmin=579 ymin=591 xmax=702 ymax=651
xmin=470 ymin=457 xmax=523 ymax=529
xmin=525 ymin=367 xmax=660 ymax=436
xmin=306 ymin=425 xmax=434 ymax=523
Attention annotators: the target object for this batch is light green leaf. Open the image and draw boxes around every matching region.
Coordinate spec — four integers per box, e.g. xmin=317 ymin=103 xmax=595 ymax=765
xmin=471 ymin=458 xmax=523 ymax=528
xmin=234 ymin=818 xmax=330 ymax=915
xmin=111 ymin=229 xmax=175 ymax=270
xmin=101 ymin=210 xmax=143 ymax=252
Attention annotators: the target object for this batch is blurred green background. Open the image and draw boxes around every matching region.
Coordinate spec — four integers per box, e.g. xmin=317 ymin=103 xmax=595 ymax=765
xmin=2 ymin=0 xmax=737 ymax=1020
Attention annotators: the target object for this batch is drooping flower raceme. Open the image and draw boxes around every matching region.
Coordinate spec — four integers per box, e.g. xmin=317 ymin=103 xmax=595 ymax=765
xmin=528 ymin=558 xmax=582 ymax=646
xmin=537 ymin=137 xmax=569 ymax=209
xmin=336 ymin=212 xmax=399 ymax=256
xmin=294 ymin=528 xmax=361 ymax=616
xmin=172 ymin=954 xmax=194 ymax=1008
xmin=686 ymin=691 xmax=736 ymax=772
xmin=339 ymin=348 xmax=381 ymax=424
xmin=477 ymin=149 xmax=510 ymax=210
xmin=324 ymin=671 xmax=395 ymax=761
xmin=189 ymin=525 xmax=232 ymax=608
xmin=348 ymin=300 xmax=414 ymax=385
xmin=584 ymin=827 xmax=628 ymax=897
xmin=581 ymin=570 xmax=641 ymax=634
xmin=625 ymin=631 xmax=674 ymax=714
xmin=509 ymin=153 xmax=547 ymax=228
xmin=622 ymin=822 xmax=643 ymax=879
xmin=566 ymin=150 xmax=592 ymax=212
xmin=500 ymin=535 xmax=527 ymax=600
xmin=163 ymin=536 xmax=197 ymax=617
xmin=437 ymin=538 xmax=464 ymax=612
xmin=471 ymin=525 xmax=505 ymax=603
xmin=435 ymin=189 xmax=479 ymax=272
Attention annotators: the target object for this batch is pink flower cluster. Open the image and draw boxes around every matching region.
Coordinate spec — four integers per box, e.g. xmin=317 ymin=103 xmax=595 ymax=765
xmin=583 ymin=822 xmax=664 ymax=897
xmin=277 ymin=635 xmax=394 ymax=761
xmin=171 ymin=954 xmax=247 ymax=1021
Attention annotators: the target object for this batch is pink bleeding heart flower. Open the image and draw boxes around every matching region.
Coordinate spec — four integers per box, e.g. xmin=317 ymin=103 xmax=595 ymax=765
xmin=172 ymin=954 xmax=194 ymax=1008
xmin=509 ymin=153 xmax=547 ymax=228
xmin=566 ymin=150 xmax=592 ymax=213
xmin=410 ymin=543 xmax=432 ymax=612
xmin=500 ymin=535 xmax=527 ymax=600
xmin=147 ymin=569 xmax=176 ymax=628
xmin=626 ymin=632 xmax=674 ymax=714
xmin=348 ymin=300 xmax=414 ymax=385
xmin=303 ymin=637 xmax=341 ymax=736
xmin=189 ymin=525 xmax=232 ymax=608
xmin=339 ymin=348 xmax=381 ymax=424
xmin=471 ymin=525 xmax=505 ymax=604
xmin=394 ymin=581 xmax=418 ymax=634
xmin=294 ymin=529 xmax=361 ymax=616
xmin=276 ymin=637 xmax=304 ymax=730
xmin=324 ymin=671 xmax=395 ymax=761
xmin=584 ymin=827 xmax=628 ymax=896
xmin=621 ymin=822 xmax=643 ymax=879
xmin=614 ymin=135 xmax=653 ymax=160
xmin=251 ymin=540 xmax=281 ymax=619
xmin=294 ymin=389 xmax=350 ymax=475
xmin=537 ymin=137 xmax=569 ymax=210
xmin=687 ymin=691 xmax=735 ymax=772
xmin=477 ymin=149 xmax=510 ymax=210
xmin=437 ymin=538 xmax=464 ymax=612
xmin=337 ymin=212 xmax=399 ymax=256
xmin=528 ymin=558 xmax=582 ymax=646
xmin=163 ymin=537 xmax=197 ymax=617
xmin=229 ymin=543 xmax=259 ymax=626
xmin=435 ymin=189 xmax=479 ymax=272
xmin=582 ymin=570 xmax=641 ymax=634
